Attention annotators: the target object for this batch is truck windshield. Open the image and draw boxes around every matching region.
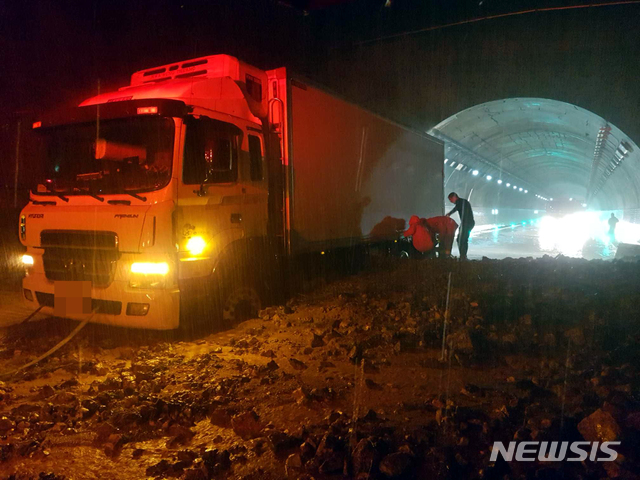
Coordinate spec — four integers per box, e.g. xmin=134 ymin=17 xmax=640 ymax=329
xmin=35 ymin=116 xmax=174 ymax=195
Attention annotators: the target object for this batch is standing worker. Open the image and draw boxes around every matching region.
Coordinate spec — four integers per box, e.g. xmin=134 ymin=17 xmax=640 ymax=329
xmin=446 ymin=192 xmax=475 ymax=260
xmin=608 ymin=213 xmax=619 ymax=240
xmin=425 ymin=216 xmax=458 ymax=258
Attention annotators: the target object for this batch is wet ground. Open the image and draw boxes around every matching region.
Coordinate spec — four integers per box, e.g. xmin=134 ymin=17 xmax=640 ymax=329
xmin=0 ymin=257 xmax=638 ymax=479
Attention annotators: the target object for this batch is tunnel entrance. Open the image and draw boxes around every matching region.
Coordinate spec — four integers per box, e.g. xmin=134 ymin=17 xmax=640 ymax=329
xmin=428 ymin=98 xmax=640 ymax=259
xmin=429 ymin=98 xmax=639 ymax=213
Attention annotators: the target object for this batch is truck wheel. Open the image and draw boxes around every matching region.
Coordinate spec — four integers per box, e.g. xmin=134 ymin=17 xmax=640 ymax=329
xmin=222 ymin=284 xmax=261 ymax=326
xmin=221 ymin=276 xmax=262 ymax=327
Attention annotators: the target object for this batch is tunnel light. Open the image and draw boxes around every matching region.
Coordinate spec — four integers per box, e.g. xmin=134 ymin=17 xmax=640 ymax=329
xmin=550 ymin=198 xmax=553 ymax=201
xmin=21 ymin=254 xmax=34 ymax=266
xmin=472 ymin=170 xmax=479 ymax=176
xmin=569 ymin=198 xmax=573 ymax=201
xmin=497 ymin=179 xmax=502 ymax=184
xmin=534 ymin=210 xmax=539 ymax=214
xmin=186 ymin=236 xmax=206 ymax=256
xmin=513 ymin=186 xmax=517 ymax=190
xmin=131 ymin=262 xmax=169 ymax=275
xmin=486 ymin=175 xmax=492 ymax=181
xmin=519 ymin=187 xmax=523 ymax=192
xmin=444 ymin=158 xmax=448 ymax=164
xmin=506 ymin=183 xmax=511 ymax=187
xmin=449 ymin=161 xmax=456 ymax=167
xmin=582 ymin=203 xmax=587 ymax=207
xmin=524 ymin=190 xmax=528 ymax=193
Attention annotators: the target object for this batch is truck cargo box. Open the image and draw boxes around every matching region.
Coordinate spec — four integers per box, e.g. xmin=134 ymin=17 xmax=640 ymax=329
xmin=285 ymin=79 xmax=444 ymax=254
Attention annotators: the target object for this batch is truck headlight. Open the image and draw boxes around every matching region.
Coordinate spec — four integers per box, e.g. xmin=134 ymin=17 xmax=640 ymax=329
xmin=130 ymin=262 xmax=169 ymax=275
xmin=130 ymin=262 xmax=170 ymax=289
xmin=186 ymin=236 xmax=206 ymax=256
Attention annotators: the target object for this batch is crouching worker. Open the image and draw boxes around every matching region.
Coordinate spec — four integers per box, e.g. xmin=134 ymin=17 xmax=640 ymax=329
xmin=425 ymin=216 xmax=458 ymax=258
xmin=403 ymin=215 xmax=435 ymax=257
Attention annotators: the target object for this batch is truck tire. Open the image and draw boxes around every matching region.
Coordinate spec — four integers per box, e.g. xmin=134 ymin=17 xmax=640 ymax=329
xmin=221 ymin=280 xmax=262 ymax=327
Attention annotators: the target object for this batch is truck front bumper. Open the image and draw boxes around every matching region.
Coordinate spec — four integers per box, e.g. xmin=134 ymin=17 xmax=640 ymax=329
xmin=22 ymin=272 xmax=180 ymax=330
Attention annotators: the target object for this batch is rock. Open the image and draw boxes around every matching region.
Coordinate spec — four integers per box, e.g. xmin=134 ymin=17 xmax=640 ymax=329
xmin=285 ymin=453 xmax=303 ymax=478
xmin=379 ymin=452 xmax=413 ymax=478
xmin=0 ymin=417 xmax=15 ymax=435
xmin=300 ymin=440 xmax=316 ymax=461
xmin=292 ymin=387 xmax=311 ymax=405
xmin=578 ymin=408 xmax=620 ymax=442
xmin=265 ymin=360 xmax=279 ymax=371
xmin=146 ymin=459 xmax=171 ymax=477
xmin=289 ymin=358 xmax=308 ymax=370
xmin=231 ymin=410 xmax=262 ymax=439
xmin=564 ymin=327 xmax=585 ymax=346
xmin=39 ymin=385 xmax=55 ymax=399
xmin=319 ymin=452 xmax=344 ymax=474
xmin=352 ymin=438 xmax=380 ymax=475
xmin=268 ymin=431 xmax=299 ymax=455
xmin=311 ymin=334 xmax=325 ymax=348
xmin=132 ymin=448 xmax=145 ymax=459
xmin=209 ymin=408 xmax=232 ymax=428
xmin=51 ymin=391 xmax=76 ymax=405
xmin=202 ymin=448 xmax=231 ymax=473
xmin=447 ymin=329 xmax=474 ymax=354
xmin=365 ymin=379 xmax=382 ymax=390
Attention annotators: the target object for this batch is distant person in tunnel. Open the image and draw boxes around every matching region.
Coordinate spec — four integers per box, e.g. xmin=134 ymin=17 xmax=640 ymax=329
xmin=446 ymin=192 xmax=475 ymax=259
xmin=608 ymin=213 xmax=619 ymax=240
xmin=425 ymin=215 xmax=458 ymax=258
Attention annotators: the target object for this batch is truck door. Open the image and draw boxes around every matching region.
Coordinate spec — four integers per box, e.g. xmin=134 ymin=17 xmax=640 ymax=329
xmin=238 ymin=132 xmax=268 ymax=240
xmin=175 ymin=116 xmax=245 ymax=280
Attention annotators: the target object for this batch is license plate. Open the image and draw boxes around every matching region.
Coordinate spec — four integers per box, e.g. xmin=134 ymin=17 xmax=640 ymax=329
xmin=54 ymin=281 xmax=92 ymax=316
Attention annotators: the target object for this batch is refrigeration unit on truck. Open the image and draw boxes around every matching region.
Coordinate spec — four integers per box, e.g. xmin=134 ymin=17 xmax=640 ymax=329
xmin=19 ymin=54 xmax=444 ymax=330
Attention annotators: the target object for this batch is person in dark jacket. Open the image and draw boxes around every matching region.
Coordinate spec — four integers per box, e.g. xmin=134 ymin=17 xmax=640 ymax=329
xmin=446 ymin=192 xmax=475 ymax=259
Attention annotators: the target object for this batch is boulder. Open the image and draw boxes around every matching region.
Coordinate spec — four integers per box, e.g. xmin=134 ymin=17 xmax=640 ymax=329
xmin=578 ymin=409 xmax=620 ymax=442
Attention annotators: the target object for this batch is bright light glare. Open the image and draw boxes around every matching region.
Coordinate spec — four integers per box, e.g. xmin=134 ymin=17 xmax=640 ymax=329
xmin=519 ymin=187 xmax=523 ymax=191
xmin=506 ymin=183 xmax=511 ymax=187
xmin=186 ymin=236 xmax=206 ymax=256
xmin=524 ymin=190 xmax=528 ymax=193
xmin=131 ymin=262 xmax=169 ymax=275
xmin=513 ymin=186 xmax=517 ymax=189
xmin=497 ymin=179 xmax=503 ymax=184
xmin=472 ymin=170 xmax=479 ymax=176
xmin=486 ymin=175 xmax=492 ymax=181
xmin=537 ymin=212 xmax=640 ymax=257
xmin=21 ymin=254 xmax=34 ymax=266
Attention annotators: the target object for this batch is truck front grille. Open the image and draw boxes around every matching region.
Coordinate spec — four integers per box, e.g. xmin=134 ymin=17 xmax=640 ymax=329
xmin=35 ymin=292 xmax=122 ymax=315
xmin=40 ymin=230 xmax=120 ymax=288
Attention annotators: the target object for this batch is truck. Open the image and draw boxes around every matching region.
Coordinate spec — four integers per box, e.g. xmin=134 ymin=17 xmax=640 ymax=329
xmin=19 ymin=54 xmax=444 ymax=330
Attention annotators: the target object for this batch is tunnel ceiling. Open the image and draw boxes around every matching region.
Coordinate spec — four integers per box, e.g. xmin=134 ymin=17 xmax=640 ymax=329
xmin=429 ymin=98 xmax=640 ymax=209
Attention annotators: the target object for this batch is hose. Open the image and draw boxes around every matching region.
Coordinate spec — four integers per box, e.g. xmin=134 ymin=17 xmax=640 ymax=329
xmin=0 ymin=315 xmax=92 ymax=381
xmin=18 ymin=305 xmax=43 ymax=325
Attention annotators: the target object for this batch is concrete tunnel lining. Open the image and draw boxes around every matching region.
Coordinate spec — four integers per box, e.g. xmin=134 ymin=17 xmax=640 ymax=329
xmin=430 ymin=98 xmax=640 ymax=210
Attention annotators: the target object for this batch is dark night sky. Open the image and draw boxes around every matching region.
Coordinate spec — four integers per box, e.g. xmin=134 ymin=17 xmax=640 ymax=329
xmin=2 ymin=0 xmax=639 ymax=197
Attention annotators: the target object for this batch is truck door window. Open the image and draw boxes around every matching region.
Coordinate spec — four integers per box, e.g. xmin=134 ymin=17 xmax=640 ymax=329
xmin=248 ymin=135 xmax=263 ymax=181
xmin=183 ymin=117 xmax=238 ymax=185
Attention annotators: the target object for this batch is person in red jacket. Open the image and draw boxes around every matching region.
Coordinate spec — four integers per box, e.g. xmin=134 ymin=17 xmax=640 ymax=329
xmin=425 ymin=216 xmax=459 ymax=258
xmin=403 ymin=215 xmax=435 ymax=254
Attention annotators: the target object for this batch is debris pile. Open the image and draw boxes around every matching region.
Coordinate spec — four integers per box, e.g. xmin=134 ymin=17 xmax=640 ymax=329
xmin=0 ymin=256 xmax=638 ymax=478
